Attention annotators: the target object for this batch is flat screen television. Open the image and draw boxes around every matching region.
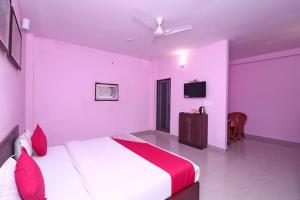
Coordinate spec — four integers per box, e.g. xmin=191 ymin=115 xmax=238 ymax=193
xmin=184 ymin=81 xmax=206 ymax=98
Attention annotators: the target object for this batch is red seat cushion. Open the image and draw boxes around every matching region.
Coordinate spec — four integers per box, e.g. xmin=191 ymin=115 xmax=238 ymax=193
xmin=31 ymin=124 xmax=47 ymax=156
xmin=15 ymin=148 xmax=46 ymax=200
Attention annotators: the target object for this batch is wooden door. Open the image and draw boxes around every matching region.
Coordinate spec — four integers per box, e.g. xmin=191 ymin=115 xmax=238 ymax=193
xmin=156 ymin=78 xmax=171 ymax=132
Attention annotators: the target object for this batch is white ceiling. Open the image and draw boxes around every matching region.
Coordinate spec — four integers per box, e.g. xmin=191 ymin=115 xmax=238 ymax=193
xmin=19 ymin=0 xmax=300 ymax=61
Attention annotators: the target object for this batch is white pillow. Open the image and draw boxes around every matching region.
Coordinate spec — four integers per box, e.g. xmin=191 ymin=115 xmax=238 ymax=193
xmin=23 ymin=130 xmax=33 ymax=146
xmin=0 ymin=158 xmax=21 ymax=200
xmin=14 ymin=134 xmax=32 ymax=160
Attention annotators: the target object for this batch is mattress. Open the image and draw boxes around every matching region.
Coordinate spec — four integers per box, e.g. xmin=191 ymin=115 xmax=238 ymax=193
xmin=33 ymin=146 xmax=91 ymax=200
xmin=65 ymin=136 xmax=200 ymax=200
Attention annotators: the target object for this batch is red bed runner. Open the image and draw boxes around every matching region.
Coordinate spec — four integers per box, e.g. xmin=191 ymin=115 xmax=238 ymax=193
xmin=112 ymin=138 xmax=195 ymax=195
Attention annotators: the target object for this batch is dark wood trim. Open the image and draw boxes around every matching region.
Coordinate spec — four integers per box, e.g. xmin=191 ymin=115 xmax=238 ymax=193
xmin=8 ymin=6 xmax=22 ymax=70
xmin=0 ymin=0 xmax=11 ymax=52
xmin=95 ymin=82 xmax=119 ymax=101
xmin=167 ymin=181 xmax=199 ymax=200
xmin=0 ymin=41 xmax=6 ymax=52
xmin=0 ymin=41 xmax=7 ymax=52
xmin=156 ymin=78 xmax=171 ymax=133
xmin=0 ymin=125 xmax=19 ymax=166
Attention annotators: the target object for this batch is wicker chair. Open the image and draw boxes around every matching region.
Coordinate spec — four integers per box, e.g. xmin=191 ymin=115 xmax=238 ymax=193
xmin=228 ymin=112 xmax=247 ymax=144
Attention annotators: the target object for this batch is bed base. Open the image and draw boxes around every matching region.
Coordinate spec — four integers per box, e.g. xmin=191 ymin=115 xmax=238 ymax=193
xmin=0 ymin=126 xmax=200 ymax=200
xmin=167 ymin=181 xmax=199 ymax=200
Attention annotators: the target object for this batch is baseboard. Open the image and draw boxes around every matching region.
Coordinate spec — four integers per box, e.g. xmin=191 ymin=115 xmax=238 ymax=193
xmin=245 ymin=133 xmax=300 ymax=148
xmin=207 ymin=145 xmax=226 ymax=152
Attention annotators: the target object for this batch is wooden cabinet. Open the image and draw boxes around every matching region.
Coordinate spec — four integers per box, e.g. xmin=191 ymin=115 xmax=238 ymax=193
xmin=179 ymin=112 xmax=208 ymax=149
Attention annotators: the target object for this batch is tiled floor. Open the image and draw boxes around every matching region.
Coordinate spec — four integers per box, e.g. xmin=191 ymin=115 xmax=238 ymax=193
xmin=134 ymin=131 xmax=300 ymax=200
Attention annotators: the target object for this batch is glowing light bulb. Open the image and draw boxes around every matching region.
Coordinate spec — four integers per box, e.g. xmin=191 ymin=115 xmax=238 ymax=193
xmin=174 ymin=49 xmax=188 ymax=68
xmin=179 ymin=55 xmax=187 ymax=68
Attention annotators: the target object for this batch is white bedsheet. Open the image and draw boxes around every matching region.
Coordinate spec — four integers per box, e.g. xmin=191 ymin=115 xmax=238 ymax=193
xmin=65 ymin=137 xmax=200 ymax=200
xmin=33 ymin=146 xmax=91 ymax=200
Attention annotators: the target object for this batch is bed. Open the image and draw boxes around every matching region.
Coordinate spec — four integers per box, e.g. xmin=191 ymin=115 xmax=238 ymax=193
xmin=32 ymin=145 xmax=91 ymax=200
xmin=0 ymin=125 xmax=200 ymax=200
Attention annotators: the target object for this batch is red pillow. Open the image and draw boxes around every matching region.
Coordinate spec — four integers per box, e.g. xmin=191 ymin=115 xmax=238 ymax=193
xmin=15 ymin=148 xmax=46 ymax=200
xmin=31 ymin=124 xmax=47 ymax=156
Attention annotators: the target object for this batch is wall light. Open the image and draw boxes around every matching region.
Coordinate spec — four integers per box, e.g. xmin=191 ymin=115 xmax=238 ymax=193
xmin=174 ymin=49 xmax=188 ymax=68
xmin=179 ymin=55 xmax=187 ymax=68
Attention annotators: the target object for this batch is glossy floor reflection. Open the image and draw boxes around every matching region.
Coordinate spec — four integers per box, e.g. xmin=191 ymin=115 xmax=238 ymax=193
xmin=134 ymin=131 xmax=300 ymax=200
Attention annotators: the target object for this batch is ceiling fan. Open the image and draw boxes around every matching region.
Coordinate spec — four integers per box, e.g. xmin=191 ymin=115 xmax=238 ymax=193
xmin=133 ymin=16 xmax=192 ymax=39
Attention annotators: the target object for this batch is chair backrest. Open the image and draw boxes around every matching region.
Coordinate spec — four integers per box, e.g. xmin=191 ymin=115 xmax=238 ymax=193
xmin=228 ymin=113 xmax=240 ymax=126
xmin=228 ymin=112 xmax=247 ymax=131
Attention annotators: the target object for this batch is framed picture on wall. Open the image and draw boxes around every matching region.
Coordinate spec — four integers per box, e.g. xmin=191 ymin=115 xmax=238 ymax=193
xmin=95 ymin=83 xmax=119 ymax=101
xmin=8 ymin=6 xmax=22 ymax=70
xmin=0 ymin=0 xmax=11 ymax=52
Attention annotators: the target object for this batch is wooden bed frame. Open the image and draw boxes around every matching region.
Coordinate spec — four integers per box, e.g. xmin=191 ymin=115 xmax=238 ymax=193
xmin=167 ymin=181 xmax=199 ymax=200
xmin=0 ymin=125 xmax=19 ymax=166
xmin=0 ymin=125 xmax=199 ymax=200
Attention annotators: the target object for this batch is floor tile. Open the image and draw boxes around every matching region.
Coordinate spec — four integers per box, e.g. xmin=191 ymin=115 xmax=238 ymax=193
xmin=134 ymin=131 xmax=300 ymax=200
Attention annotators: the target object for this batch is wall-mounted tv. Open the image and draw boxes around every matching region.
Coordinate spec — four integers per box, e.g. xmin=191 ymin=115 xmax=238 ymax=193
xmin=184 ymin=81 xmax=206 ymax=98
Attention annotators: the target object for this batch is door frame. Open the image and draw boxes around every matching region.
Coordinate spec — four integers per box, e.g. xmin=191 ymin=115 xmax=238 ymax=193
xmin=156 ymin=78 xmax=171 ymax=133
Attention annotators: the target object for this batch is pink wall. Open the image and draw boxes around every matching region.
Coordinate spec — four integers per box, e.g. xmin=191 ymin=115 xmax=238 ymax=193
xmin=25 ymin=36 xmax=154 ymax=145
xmin=154 ymin=40 xmax=229 ymax=150
xmin=229 ymin=48 xmax=300 ymax=143
xmin=0 ymin=52 xmax=25 ymax=140
xmin=24 ymin=34 xmax=34 ymax=130
xmin=0 ymin=0 xmax=25 ymax=140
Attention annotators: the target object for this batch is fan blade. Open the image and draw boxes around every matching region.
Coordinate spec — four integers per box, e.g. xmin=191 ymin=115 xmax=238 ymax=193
xmin=132 ymin=17 xmax=155 ymax=32
xmin=164 ymin=25 xmax=192 ymax=35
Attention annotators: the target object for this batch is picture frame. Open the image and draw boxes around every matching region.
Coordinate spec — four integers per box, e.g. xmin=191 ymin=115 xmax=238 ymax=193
xmin=0 ymin=0 xmax=11 ymax=52
xmin=95 ymin=83 xmax=119 ymax=101
xmin=8 ymin=6 xmax=22 ymax=70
